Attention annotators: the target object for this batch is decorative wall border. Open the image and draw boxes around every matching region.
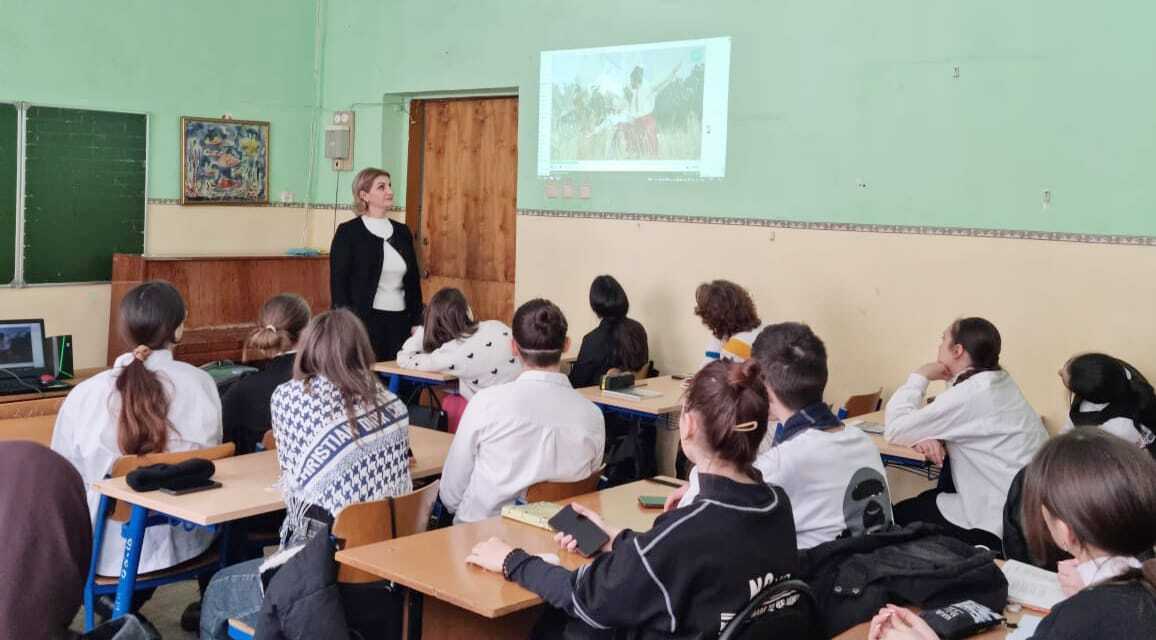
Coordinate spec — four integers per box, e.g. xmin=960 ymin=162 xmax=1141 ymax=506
xmin=147 ymin=197 xmax=357 ymax=210
xmin=517 ymin=208 xmax=1156 ymax=247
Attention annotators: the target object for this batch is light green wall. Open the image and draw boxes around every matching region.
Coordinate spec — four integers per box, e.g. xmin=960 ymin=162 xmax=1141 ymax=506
xmin=0 ymin=0 xmax=320 ymax=201
xmin=355 ymin=0 xmax=1156 ymax=237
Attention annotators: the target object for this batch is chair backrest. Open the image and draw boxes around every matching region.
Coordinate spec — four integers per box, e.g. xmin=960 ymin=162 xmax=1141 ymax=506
xmin=331 ymin=480 xmax=441 ymax=584
xmin=260 ymin=429 xmax=276 ymax=451
xmin=107 ymin=443 xmax=236 ymax=521
xmin=525 ymin=465 xmax=605 ymax=503
xmin=843 ymin=389 xmax=882 ymax=419
xmin=717 ymin=579 xmax=823 ymax=640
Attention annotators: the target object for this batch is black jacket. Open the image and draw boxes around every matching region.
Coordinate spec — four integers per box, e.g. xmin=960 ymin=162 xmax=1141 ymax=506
xmin=507 ymin=475 xmax=799 ymax=639
xmin=221 ymin=353 xmax=295 ymax=455
xmin=1032 ymin=580 xmax=1156 ymax=639
xmin=798 ymin=523 xmax=1008 ymax=637
xmin=254 ymin=525 xmax=348 ymax=640
xmin=329 ymin=217 xmax=423 ymax=326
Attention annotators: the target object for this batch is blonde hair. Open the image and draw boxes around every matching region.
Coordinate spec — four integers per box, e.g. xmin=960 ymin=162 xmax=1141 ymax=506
xmin=351 ymin=168 xmax=392 ymax=214
xmin=243 ymin=293 xmax=312 ymax=362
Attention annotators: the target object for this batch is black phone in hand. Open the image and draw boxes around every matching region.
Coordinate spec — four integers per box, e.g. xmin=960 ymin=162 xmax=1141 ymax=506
xmin=548 ymin=505 xmax=609 ymax=557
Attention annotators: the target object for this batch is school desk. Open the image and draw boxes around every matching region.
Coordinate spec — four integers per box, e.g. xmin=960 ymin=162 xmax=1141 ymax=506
xmin=851 ymin=410 xmax=941 ymax=480
xmin=93 ymin=426 xmax=454 ymax=618
xmin=0 ymin=366 xmax=103 ymax=419
xmin=335 ymin=476 xmax=684 ymax=640
xmin=373 ymin=360 xmax=458 ymax=394
xmin=832 ymin=593 xmax=1025 ymax=639
xmin=0 ymin=413 xmax=58 ymax=446
xmin=576 ymin=375 xmax=685 ymax=419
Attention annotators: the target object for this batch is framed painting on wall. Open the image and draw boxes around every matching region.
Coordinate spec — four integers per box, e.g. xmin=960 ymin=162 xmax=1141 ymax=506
xmin=180 ymin=116 xmax=269 ymax=205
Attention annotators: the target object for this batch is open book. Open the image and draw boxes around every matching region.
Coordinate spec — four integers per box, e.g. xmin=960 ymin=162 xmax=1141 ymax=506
xmin=1001 ymin=560 xmax=1064 ymax=611
xmin=501 ymin=501 xmax=562 ymax=531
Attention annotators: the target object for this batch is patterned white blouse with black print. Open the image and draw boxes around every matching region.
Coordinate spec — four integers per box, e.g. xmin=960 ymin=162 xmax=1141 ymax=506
xmin=397 ymin=319 xmax=523 ymax=399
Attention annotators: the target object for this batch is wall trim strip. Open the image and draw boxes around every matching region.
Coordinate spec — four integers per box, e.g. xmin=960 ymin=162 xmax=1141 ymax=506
xmin=516 ymin=208 xmax=1156 ymax=247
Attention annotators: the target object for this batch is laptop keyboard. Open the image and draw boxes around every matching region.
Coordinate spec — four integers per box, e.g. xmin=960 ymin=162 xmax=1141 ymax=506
xmin=0 ymin=377 xmax=44 ymax=395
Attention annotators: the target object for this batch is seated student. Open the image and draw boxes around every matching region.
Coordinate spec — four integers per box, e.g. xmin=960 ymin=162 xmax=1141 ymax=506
xmin=200 ymin=309 xmax=413 ymax=639
xmin=694 ymin=279 xmax=763 ymax=367
xmin=51 ymin=281 xmax=221 ymax=580
xmin=222 ymin=293 xmax=311 ymax=454
xmin=396 ymin=286 xmax=522 ymax=399
xmin=439 ymin=298 xmax=604 ymax=523
xmin=884 ymin=317 xmax=1048 ymax=549
xmin=568 ymin=275 xmax=650 ymax=388
xmin=1060 ymin=352 xmax=1156 ymax=456
xmin=465 ymin=360 xmax=800 ymax=638
xmin=676 ymin=322 xmax=893 ymax=548
xmin=0 ymin=442 xmax=91 ymax=639
xmin=869 ymin=429 xmax=1156 ymax=640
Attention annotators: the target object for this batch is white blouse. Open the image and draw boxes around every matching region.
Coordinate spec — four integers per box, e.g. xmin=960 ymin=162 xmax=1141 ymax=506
xmin=50 ymin=350 xmax=222 ymax=576
xmin=396 ymin=320 xmax=523 ymax=399
xmin=884 ymin=370 xmax=1048 ymax=537
xmin=361 ymin=216 xmax=407 ymax=312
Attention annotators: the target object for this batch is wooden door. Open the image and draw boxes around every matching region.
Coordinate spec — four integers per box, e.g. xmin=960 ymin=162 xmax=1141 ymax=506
xmin=407 ymin=97 xmax=517 ymax=323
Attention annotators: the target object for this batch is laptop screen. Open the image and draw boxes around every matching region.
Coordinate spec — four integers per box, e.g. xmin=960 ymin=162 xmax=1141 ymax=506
xmin=0 ymin=320 xmax=47 ymax=374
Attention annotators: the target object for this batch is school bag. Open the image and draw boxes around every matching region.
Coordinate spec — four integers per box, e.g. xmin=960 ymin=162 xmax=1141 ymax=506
xmin=798 ymin=522 xmax=1009 ymax=637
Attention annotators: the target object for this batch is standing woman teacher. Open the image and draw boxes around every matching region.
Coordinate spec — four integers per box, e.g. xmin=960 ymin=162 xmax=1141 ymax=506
xmin=330 ymin=168 xmax=424 ymax=361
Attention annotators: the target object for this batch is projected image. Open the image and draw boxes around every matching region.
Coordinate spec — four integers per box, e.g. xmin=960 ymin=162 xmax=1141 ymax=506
xmin=539 ymin=37 xmax=731 ymax=177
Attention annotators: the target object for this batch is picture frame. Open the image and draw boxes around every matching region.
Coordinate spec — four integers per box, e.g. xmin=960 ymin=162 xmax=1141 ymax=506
xmin=180 ymin=116 xmax=270 ymax=205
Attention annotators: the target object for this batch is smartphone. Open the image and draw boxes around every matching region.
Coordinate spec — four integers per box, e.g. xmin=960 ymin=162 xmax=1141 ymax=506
xmin=638 ymin=495 xmax=665 ymax=509
xmin=159 ymin=481 xmax=222 ymax=496
xmin=547 ymin=505 xmax=610 ymax=557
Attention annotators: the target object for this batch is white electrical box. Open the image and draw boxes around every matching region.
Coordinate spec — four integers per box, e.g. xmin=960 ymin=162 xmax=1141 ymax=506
xmin=327 ymin=111 xmax=355 ymax=171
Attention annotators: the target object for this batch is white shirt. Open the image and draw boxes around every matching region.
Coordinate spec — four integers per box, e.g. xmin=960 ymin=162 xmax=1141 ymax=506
xmin=50 ymin=350 xmax=222 ymax=576
xmin=679 ymin=426 xmax=891 ymax=549
xmin=1061 ymin=400 xmax=1156 ymax=449
xmin=700 ymin=325 xmax=763 ymax=369
xmin=439 ymin=370 xmax=605 ymax=523
xmin=396 ymin=320 xmax=523 ymax=399
xmin=361 ymin=216 xmax=407 ymax=312
xmin=884 ymin=370 xmax=1048 ymax=537
xmin=1077 ymin=555 xmax=1141 ymax=587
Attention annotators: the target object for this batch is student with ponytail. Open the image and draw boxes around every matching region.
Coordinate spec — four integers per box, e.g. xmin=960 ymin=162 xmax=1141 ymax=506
xmin=51 ymin=281 xmax=222 ymax=578
xmin=466 ymin=359 xmax=799 ymax=638
xmin=568 ymin=275 xmax=650 ymax=388
xmin=869 ymin=429 xmax=1156 ymax=639
xmin=222 ymin=294 xmax=312 ymax=454
xmin=883 ymin=317 xmax=1047 ymax=549
xmin=1060 ymin=353 xmax=1156 ymax=457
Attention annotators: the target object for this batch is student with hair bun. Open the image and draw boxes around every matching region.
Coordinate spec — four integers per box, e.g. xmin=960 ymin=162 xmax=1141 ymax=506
xmin=677 ymin=322 xmax=893 ymax=548
xmin=884 ymin=317 xmax=1047 ymax=549
xmin=222 ymin=293 xmax=312 ymax=454
xmin=869 ymin=429 xmax=1156 ymax=639
xmin=1060 ymin=352 xmax=1156 ymax=456
xmin=439 ymin=299 xmax=604 ymax=523
xmin=466 ymin=359 xmax=799 ymax=638
xmin=51 ymin=281 xmax=222 ymax=579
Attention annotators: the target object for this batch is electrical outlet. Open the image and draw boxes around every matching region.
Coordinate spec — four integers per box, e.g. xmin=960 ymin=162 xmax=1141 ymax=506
xmin=280 ymin=191 xmax=295 ymax=203
xmin=329 ymin=111 xmax=355 ymax=171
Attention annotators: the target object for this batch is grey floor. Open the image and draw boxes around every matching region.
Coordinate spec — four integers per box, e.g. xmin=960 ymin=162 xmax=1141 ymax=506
xmin=70 ymin=581 xmax=200 ymax=639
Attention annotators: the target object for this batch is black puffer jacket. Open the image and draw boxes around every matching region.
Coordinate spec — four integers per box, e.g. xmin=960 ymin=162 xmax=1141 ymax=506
xmin=799 ymin=523 xmax=1008 ymax=637
xmin=254 ymin=526 xmax=348 ymax=640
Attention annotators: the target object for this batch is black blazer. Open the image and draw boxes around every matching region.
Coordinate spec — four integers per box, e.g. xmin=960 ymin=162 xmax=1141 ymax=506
xmin=329 ymin=217 xmax=423 ymax=325
xmin=221 ymin=352 xmax=296 ymax=455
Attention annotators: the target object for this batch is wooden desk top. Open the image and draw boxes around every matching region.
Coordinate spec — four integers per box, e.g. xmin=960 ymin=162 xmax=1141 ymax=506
xmin=373 ymin=361 xmax=458 ymax=383
xmin=336 ymin=477 xmax=684 ymax=618
xmin=0 ymin=413 xmax=57 ymax=446
xmin=93 ymin=425 xmax=453 ymax=525
xmin=0 ymin=367 xmax=104 ymax=411
xmin=833 ymin=602 xmax=1020 ymax=639
xmin=576 ymin=375 xmax=685 ymax=417
xmin=848 ymin=411 xmax=927 ymax=464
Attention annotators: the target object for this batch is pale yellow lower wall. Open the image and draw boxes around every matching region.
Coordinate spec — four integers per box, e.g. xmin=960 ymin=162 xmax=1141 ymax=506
xmin=515 ymin=215 xmax=1156 ymax=433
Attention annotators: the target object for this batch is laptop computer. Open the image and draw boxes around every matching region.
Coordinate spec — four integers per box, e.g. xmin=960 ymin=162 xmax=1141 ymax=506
xmin=0 ymin=319 xmax=51 ymax=395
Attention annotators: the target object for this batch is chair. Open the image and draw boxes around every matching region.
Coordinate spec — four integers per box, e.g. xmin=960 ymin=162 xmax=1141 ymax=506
xmin=227 ymin=480 xmax=442 ymax=638
xmin=843 ymin=389 xmax=883 ymax=419
xmin=716 ymin=579 xmax=823 ymax=640
xmin=525 ymin=465 xmax=605 ymax=503
xmin=84 ymin=443 xmax=236 ymax=631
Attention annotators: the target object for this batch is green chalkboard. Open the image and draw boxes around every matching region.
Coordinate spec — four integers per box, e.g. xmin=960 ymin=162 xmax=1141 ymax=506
xmin=23 ymin=106 xmax=146 ymax=283
xmin=0 ymin=104 xmax=15 ymax=285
